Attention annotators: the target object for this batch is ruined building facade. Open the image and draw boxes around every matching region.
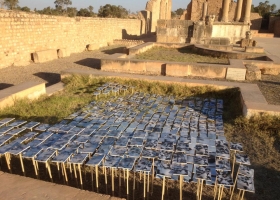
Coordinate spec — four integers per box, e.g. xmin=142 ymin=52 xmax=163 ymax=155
xmin=140 ymin=0 xmax=172 ymax=34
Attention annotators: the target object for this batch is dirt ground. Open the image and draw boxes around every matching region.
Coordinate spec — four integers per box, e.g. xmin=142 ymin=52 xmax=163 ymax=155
xmin=0 ymin=46 xmax=280 ymax=106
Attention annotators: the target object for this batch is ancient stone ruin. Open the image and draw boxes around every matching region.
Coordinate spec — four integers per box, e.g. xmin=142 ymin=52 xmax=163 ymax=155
xmin=147 ymin=0 xmax=258 ymax=44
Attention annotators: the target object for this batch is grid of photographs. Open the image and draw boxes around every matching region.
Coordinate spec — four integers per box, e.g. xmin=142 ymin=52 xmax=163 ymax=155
xmin=0 ymin=83 xmax=254 ymax=193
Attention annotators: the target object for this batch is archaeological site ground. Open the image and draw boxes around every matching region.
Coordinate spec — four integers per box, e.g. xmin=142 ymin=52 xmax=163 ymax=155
xmin=0 ymin=0 xmax=280 ymax=200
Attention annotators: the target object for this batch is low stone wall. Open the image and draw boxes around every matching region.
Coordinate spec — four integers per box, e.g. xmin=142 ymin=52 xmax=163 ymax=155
xmin=113 ymin=39 xmax=144 ymax=47
xmin=101 ymin=58 xmax=165 ymax=75
xmin=165 ymin=63 xmax=227 ymax=78
xmin=193 ymin=44 xmax=267 ymax=60
xmin=101 ymin=56 xmax=229 ymax=79
xmin=0 ymin=81 xmax=46 ymax=109
xmin=211 ymin=23 xmax=250 ymax=44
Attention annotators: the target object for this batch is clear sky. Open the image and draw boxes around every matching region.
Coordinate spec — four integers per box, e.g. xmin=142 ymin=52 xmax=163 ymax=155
xmin=18 ymin=0 xmax=279 ymax=13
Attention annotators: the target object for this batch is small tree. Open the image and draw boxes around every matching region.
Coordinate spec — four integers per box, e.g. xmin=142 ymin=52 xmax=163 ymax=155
xmin=66 ymin=7 xmax=77 ymax=17
xmin=253 ymin=1 xmax=277 ymax=17
xmin=88 ymin=5 xmax=93 ymax=13
xmin=175 ymin=8 xmax=185 ymax=16
xmin=77 ymin=8 xmax=92 ymax=17
xmin=4 ymin=0 xmax=19 ymax=10
xmin=21 ymin=6 xmax=31 ymax=12
xmin=54 ymin=0 xmax=72 ymax=10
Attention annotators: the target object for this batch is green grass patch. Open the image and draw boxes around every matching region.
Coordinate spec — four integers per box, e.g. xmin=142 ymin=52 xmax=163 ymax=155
xmin=0 ymin=75 xmax=239 ymax=124
xmin=135 ymin=46 xmax=229 ymax=64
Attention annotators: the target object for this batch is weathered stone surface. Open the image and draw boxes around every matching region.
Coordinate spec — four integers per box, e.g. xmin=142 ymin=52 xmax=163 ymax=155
xmin=0 ymin=9 xmax=141 ymax=69
xmin=145 ymin=0 xmax=172 ymax=32
xmin=0 ymin=81 xmax=46 ymax=109
xmin=245 ymin=46 xmax=264 ymax=53
xmin=87 ymin=44 xmax=100 ymax=51
xmin=261 ymin=68 xmax=279 ymax=75
xmin=58 ymin=48 xmax=70 ymax=58
xmin=226 ymin=67 xmax=246 ymax=81
xmin=241 ymin=39 xmax=257 ymax=48
xmin=33 ymin=49 xmax=58 ymax=63
xmin=245 ymin=64 xmax=261 ymax=81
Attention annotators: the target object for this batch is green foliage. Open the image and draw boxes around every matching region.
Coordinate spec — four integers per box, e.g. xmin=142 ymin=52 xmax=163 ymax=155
xmin=66 ymin=7 xmax=77 ymax=17
xmin=98 ymin=4 xmax=128 ymax=18
xmin=171 ymin=11 xmax=176 ymax=19
xmin=252 ymin=1 xmax=277 ymax=17
xmin=88 ymin=5 xmax=93 ymax=13
xmin=3 ymin=0 xmax=19 ymax=10
xmin=175 ymin=8 xmax=185 ymax=15
xmin=77 ymin=8 xmax=93 ymax=17
xmin=54 ymin=0 xmax=72 ymax=9
xmin=20 ymin=6 xmax=30 ymax=12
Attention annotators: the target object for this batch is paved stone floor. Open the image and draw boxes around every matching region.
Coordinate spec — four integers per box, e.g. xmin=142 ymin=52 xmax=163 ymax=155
xmin=0 ymin=172 xmax=122 ymax=200
xmin=254 ymin=37 xmax=280 ymax=62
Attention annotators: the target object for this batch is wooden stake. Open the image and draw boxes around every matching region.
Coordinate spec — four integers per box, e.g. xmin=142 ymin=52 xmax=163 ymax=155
xmin=73 ymin=164 xmax=77 ymax=179
xmin=32 ymin=158 xmax=38 ymax=177
xmin=231 ymin=151 xmax=236 ymax=177
xmin=62 ymin=163 xmax=68 ymax=183
xmin=152 ymin=158 xmax=154 ymax=194
xmin=230 ymin=164 xmax=240 ymax=200
xmin=133 ymin=170 xmax=136 ymax=190
xmin=95 ymin=165 xmax=99 ymax=190
xmin=46 ymin=162 xmax=53 ymax=181
xmin=241 ymin=190 xmax=245 ymax=200
xmin=237 ymin=189 xmax=242 ymax=199
xmin=179 ymin=175 xmax=183 ymax=200
xmin=161 ymin=176 xmax=165 ymax=200
xmin=57 ymin=162 xmax=61 ymax=179
xmin=197 ymin=179 xmax=200 ymax=199
xmin=105 ymin=166 xmax=108 ymax=185
xmin=147 ymin=172 xmax=150 ymax=193
xmin=78 ymin=164 xmax=83 ymax=186
xmin=19 ymin=153 xmax=25 ymax=176
xmin=112 ymin=168 xmax=115 ymax=193
xmin=4 ymin=153 xmax=11 ymax=171
xmin=144 ymin=172 xmax=146 ymax=198
xmin=127 ymin=169 xmax=129 ymax=196
xmin=200 ymin=179 xmax=204 ymax=200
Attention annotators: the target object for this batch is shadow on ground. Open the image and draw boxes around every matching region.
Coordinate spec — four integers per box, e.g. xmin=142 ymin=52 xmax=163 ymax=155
xmin=75 ymin=58 xmax=101 ymax=70
xmin=101 ymin=47 xmax=127 ymax=55
xmin=0 ymin=83 xmax=14 ymax=90
xmin=33 ymin=72 xmax=61 ymax=87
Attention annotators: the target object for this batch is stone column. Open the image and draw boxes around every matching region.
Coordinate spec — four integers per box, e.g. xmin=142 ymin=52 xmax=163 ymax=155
xmin=221 ymin=0 xmax=230 ymax=22
xmin=202 ymin=1 xmax=208 ymax=21
xmin=244 ymin=0 xmax=252 ymax=23
xmin=235 ymin=0 xmax=243 ymax=21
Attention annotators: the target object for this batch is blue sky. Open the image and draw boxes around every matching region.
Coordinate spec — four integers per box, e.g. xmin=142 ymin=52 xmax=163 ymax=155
xmin=18 ymin=0 xmax=280 ymax=12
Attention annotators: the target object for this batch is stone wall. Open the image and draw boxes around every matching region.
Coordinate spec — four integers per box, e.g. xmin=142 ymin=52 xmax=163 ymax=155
xmin=274 ymin=19 xmax=280 ymax=37
xmin=157 ymin=20 xmax=194 ymax=43
xmin=187 ymin=0 xmax=237 ymax=22
xmin=250 ymin=13 xmax=262 ymax=30
xmin=269 ymin=16 xmax=280 ymax=33
xmin=0 ymin=10 xmax=141 ymax=69
xmin=212 ymin=23 xmax=250 ymax=44
xmin=145 ymin=0 xmax=172 ymax=32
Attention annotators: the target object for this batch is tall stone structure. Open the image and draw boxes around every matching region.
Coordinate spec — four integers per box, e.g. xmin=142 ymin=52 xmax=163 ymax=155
xmin=145 ymin=0 xmax=172 ymax=32
xmin=186 ymin=0 xmax=253 ymax=24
